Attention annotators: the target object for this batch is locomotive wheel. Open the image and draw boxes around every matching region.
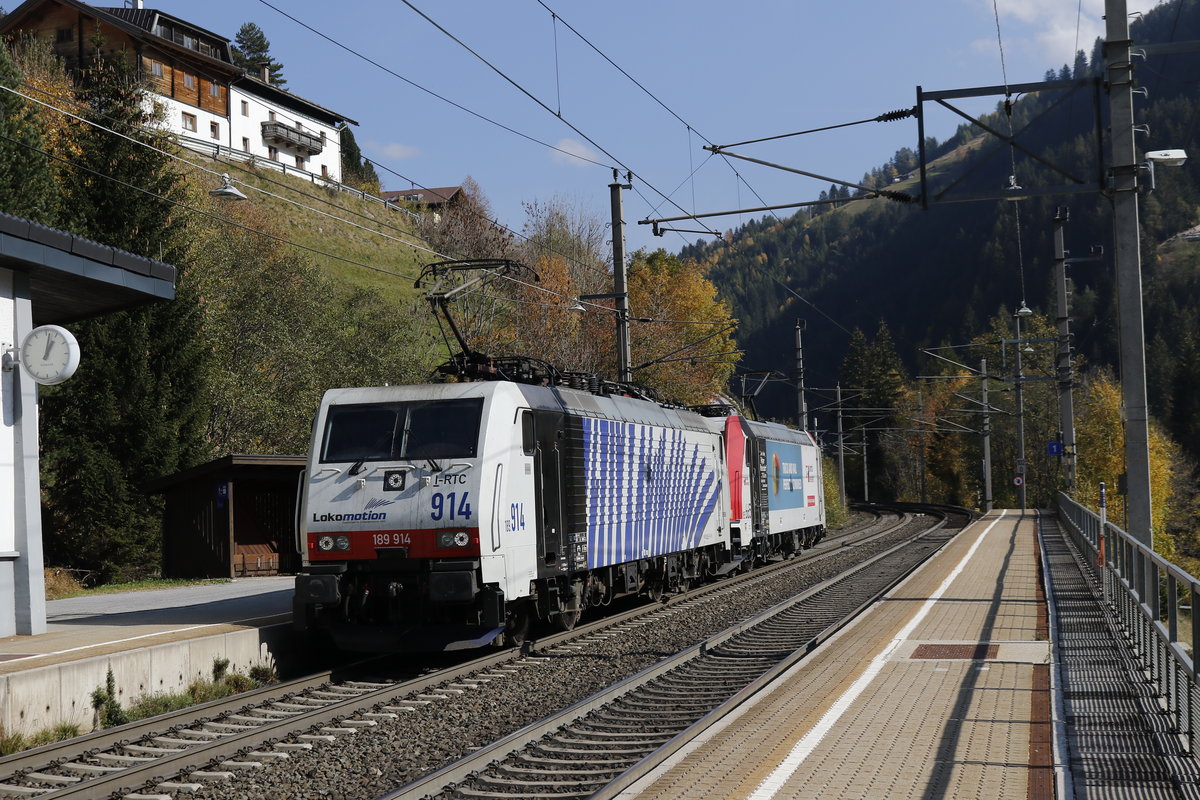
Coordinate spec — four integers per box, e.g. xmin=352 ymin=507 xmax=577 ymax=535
xmin=502 ymin=601 xmax=532 ymax=647
xmin=553 ymin=580 xmax=584 ymax=632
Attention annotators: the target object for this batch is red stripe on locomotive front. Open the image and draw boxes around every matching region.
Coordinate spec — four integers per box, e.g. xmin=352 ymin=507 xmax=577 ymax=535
xmin=308 ymin=528 xmax=481 ymax=560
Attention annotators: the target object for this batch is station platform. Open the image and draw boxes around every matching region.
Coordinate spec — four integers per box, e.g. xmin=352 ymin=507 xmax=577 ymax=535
xmin=617 ymin=510 xmax=1200 ymax=800
xmin=0 ymin=577 xmax=295 ymax=735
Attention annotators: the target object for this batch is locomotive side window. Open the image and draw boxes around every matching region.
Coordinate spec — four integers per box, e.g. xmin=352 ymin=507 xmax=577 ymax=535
xmin=320 ymin=398 xmax=483 ymax=463
xmin=521 ymin=410 xmax=535 ymax=455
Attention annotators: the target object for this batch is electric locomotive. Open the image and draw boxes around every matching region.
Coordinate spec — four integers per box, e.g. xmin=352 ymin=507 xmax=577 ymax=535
xmin=293 ymin=379 xmax=825 ymax=651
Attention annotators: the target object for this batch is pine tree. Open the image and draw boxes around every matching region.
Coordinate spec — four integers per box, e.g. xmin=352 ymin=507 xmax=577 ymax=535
xmin=40 ymin=46 xmax=211 ymax=581
xmin=0 ymin=37 xmax=58 ymax=222
xmin=339 ymin=125 xmax=379 ymax=192
xmin=231 ymin=22 xmax=285 ymax=87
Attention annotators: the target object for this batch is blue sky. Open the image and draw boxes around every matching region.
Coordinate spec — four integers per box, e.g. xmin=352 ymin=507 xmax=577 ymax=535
xmin=161 ymin=0 xmax=1160 ymax=255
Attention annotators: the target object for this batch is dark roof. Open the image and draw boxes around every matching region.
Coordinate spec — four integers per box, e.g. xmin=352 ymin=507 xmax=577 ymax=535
xmin=93 ymin=6 xmax=157 ymax=30
xmin=0 ymin=212 xmax=176 ymax=325
xmin=382 ymin=186 xmax=462 ymax=206
xmin=96 ymin=6 xmax=230 ymax=45
xmin=1 ymin=0 xmax=236 ymax=74
xmin=146 ymin=454 xmax=306 ymax=493
xmin=233 ymin=72 xmax=358 ymax=127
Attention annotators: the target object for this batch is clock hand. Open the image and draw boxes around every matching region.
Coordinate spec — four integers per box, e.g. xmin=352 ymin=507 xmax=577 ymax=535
xmin=42 ymin=335 xmax=54 ymax=360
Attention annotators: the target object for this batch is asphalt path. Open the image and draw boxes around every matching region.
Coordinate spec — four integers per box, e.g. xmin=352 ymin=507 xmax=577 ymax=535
xmin=45 ymin=576 xmax=295 ymax=626
xmin=0 ymin=576 xmax=295 ymax=668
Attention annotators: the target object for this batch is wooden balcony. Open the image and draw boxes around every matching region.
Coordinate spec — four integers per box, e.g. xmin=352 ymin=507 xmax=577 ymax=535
xmin=260 ymin=121 xmax=324 ymax=155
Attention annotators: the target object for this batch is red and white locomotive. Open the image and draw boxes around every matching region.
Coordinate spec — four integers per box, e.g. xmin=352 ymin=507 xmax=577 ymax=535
xmin=293 ymin=378 xmax=825 ymax=651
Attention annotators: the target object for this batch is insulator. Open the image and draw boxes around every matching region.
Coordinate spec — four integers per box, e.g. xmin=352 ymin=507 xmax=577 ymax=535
xmin=876 ymin=107 xmax=917 ymax=122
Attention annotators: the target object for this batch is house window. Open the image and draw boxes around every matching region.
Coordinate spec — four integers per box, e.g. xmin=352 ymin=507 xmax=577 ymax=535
xmin=150 ymin=60 xmax=163 ymax=78
xmin=268 ymin=146 xmax=278 ymax=161
xmin=210 ymin=122 xmax=219 ymax=139
xmin=209 ymin=83 xmax=220 ymax=98
xmin=55 ymin=27 xmax=73 ymax=44
xmin=321 ymin=164 xmax=329 ymax=178
xmin=181 ymin=112 xmax=196 ymax=132
xmin=295 ymin=155 xmax=305 ymax=168
xmin=183 ymin=73 xmax=195 ymax=90
xmin=242 ymin=137 xmax=250 ymax=152
xmin=240 ymin=100 xmax=249 ymax=116
xmin=268 ymin=110 xmax=276 ymax=121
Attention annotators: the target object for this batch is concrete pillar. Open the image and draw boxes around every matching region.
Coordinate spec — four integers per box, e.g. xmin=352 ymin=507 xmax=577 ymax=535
xmin=1 ymin=267 xmax=47 ymax=635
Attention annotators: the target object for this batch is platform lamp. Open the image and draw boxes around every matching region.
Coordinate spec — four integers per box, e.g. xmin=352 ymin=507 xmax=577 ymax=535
xmin=210 ymin=173 xmax=247 ymax=201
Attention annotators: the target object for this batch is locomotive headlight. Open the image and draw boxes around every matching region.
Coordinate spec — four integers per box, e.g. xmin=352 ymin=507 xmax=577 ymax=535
xmin=317 ymin=536 xmax=334 ymax=552
xmin=334 ymin=535 xmax=351 ymax=551
xmin=437 ymin=531 xmax=471 ymax=548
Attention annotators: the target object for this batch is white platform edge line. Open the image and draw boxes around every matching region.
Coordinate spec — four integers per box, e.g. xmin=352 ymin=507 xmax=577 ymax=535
xmin=745 ymin=509 xmax=1009 ymax=800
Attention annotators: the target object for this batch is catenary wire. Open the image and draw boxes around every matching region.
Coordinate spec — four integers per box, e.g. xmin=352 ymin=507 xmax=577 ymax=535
xmin=991 ymin=0 xmax=1028 ymax=307
xmin=0 ymin=131 xmax=426 ymax=282
xmin=5 ymin=76 xmax=618 ymax=283
xmin=0 ymin=80 xmax=447 ymax=259
xmin=3 ymin=77 xmax=430 ymax=245
xmin=530 ymin=1 xmax=866 ymax=340
xmin=253 ymin=0 xmax=612 ymax=169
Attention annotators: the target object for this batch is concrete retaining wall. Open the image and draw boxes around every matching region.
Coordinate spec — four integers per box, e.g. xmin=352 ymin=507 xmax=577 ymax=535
xmin=0 ymin=624 xmax=297 ymax=736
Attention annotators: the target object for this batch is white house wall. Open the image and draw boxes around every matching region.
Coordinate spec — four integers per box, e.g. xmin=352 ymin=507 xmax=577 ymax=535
xmin=153 ymin=94 xmax=229 ymax=150
xmin=147 ymin=89 xmax=343 ymax=185
xmin=229 ymin=88 xmax=343 ymax=184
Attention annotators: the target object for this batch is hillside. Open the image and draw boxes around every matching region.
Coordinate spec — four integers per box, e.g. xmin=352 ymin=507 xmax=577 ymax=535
xmin=688 ymin=1 xmax=1200 ymax=465
xmin=177 ymin=153 xmax=433 ymax=306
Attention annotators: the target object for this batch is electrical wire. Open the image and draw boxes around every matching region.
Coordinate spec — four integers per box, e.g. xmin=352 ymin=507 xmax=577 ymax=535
xmin=253 ymin=0 xmax=612 ymax=169
xmin=5 ymin=77 xmax=423 ymax=244
xmin=0 ymin=80 xmax=446 ymax=260
xmin=393 ymin=0 xmax=725 ymax=240
xmin=5 ymin=75 xmax=619 ymax=284
xmin=0 ymin=130 xmax=422 ymax=282
xmin=991 ymin=0 xmax=1028 ymax=308
xmin=527 ymin=0 xmax=885 ymax=345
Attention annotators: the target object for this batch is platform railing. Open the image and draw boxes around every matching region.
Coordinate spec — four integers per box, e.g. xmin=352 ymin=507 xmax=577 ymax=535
xmin=1056 ymin=491 xmax=1200 ymax=754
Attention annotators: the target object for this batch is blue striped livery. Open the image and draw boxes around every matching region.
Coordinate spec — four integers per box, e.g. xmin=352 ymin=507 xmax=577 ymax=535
xmin=582 ymin=417 xmax=722 ymax=569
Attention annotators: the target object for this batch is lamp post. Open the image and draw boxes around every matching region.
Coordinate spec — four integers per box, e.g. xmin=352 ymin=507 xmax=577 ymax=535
xmin=1014 ymin=303 xmax=1033 ymax=511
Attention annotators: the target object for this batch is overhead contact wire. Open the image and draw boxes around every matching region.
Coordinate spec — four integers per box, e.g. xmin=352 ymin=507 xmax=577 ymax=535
xmin=254 ymin=0 xmax=611 ymax=169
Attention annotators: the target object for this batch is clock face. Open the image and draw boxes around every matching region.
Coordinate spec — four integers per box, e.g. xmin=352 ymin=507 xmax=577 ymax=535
xmin=19 ymin=325 xmax=80 ymax=385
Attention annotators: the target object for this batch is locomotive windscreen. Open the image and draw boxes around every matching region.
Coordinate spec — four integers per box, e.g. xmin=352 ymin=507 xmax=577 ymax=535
xmin=320 ymin=398 xmax=484 ymax=462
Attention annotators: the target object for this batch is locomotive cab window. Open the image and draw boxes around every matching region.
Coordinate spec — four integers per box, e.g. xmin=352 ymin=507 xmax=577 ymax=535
xmin=321 ymin=398 xmax=483 ymax=463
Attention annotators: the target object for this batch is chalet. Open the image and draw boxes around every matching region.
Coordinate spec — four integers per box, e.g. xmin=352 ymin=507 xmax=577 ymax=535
xmin=381 ymin=185 xmax=464 ymax=221
xmin=0 ymin=0 xmax=357 ymax=183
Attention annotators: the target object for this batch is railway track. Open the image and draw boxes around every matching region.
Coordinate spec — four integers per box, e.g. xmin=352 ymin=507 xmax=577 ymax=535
xmin=0 ymin=506 xmax=949 ymax=800
xmin=381 ymin=509 xmax=959 ymax=799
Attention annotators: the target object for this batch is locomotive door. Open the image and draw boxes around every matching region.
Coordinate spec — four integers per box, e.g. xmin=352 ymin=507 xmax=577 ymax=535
xmin=529 ymin=410 xmax=568 ymax=577
xmin=747 ymin=437 xmax=769 ymax=537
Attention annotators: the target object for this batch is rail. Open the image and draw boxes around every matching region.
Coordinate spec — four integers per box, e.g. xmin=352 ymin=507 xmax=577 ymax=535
xmin=1056 ymin=491 xmax=1200 ymax=754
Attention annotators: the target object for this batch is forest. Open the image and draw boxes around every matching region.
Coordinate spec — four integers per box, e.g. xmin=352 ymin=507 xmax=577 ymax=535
xmin=684 ymin=1 xmax=1200 ymax=571
xmin=0 ymin=30 xmax=735 ymax=583
xmin=6 ymin=1 xmax=1200 ymax=582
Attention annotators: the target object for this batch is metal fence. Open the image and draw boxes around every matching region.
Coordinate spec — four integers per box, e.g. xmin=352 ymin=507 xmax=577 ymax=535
xmin=1056 ymin=491 xmax=1200 ymax=753
xmin=177 ymin=135 xmax=421 ymax=220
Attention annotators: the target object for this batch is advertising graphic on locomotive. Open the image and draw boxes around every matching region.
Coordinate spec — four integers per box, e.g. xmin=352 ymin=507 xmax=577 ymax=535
xmin=293 ymin=380 xmax=825 ymax=651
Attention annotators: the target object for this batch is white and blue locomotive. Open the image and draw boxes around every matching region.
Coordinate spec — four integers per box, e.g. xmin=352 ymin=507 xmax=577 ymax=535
xmin=293 ymin=380 xmax=825 ymax=650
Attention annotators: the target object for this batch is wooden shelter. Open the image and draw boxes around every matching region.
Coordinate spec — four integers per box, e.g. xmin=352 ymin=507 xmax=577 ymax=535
xmin=150 ymin=454 xmax=305 ymax=579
